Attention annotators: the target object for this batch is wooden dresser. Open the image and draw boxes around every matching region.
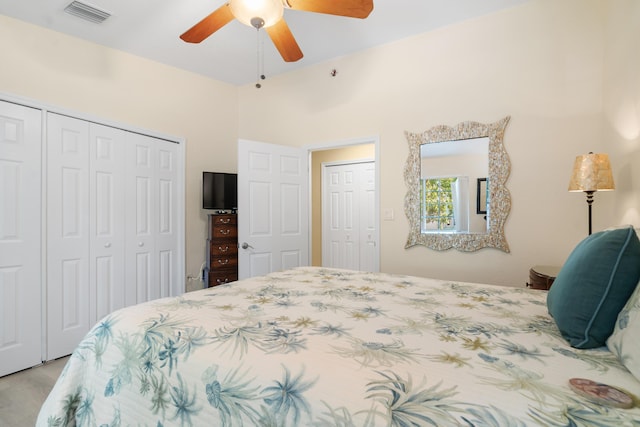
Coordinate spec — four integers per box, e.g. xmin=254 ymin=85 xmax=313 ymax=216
xmin=205 ymin=213 xmax=238 ymax=287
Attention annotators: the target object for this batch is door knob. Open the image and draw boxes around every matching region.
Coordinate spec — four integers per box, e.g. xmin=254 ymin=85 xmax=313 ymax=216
xmin=241 ymin=242 xmax=254 ymax=250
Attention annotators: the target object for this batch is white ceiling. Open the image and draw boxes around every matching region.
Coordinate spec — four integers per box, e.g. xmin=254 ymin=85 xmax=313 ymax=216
xmin=0 ymin=0 xmax=530 ymax=86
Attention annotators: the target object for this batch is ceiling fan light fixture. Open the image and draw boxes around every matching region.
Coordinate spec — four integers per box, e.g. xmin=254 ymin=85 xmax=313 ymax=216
xmin=229 ymin=0 xmax=284 ymax=29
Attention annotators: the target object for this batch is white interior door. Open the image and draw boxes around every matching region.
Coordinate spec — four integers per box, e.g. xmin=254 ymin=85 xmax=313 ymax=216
xmin=0 ymin=101 xmax=42 ymax=377
xmin=150 ymin=136 xmax=179 ymax=300
xmin=90 ymin=124 xmax=126 ymax=323
xmin=322 ymin=161 xmax=378 ymax=272
xmin=359 ymin=162 xmax=377 ymax=272
xmin=46 ymin=113 xmax=91 ymax=360
xmin=237 ymin=139 xmax=308 ymax=279
xmin=125 ymin=132 xmax=179 ymax=304
xmin=125 ymin=132 xmax=156 ymax=305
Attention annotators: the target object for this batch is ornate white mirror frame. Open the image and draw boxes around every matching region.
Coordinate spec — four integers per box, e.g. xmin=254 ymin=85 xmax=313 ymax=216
xmin=404 ymin=116 xmax=511 ymax=252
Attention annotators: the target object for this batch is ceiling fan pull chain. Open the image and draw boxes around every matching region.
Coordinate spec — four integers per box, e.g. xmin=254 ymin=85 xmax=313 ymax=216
xmin=260 ymin=31 xmax=266 ymax=82
xmin=255 ymin=29 xmax=260 ymax=88
xmin=255 ymin=28 xmax=265 ymax=88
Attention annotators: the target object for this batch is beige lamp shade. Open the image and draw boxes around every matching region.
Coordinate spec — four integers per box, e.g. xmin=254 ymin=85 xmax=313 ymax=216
xmin=568 ymin=153 xmax=615 ymax=192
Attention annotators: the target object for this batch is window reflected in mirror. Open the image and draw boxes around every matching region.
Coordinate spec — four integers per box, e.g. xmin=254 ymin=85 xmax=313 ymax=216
xmin=421 ymin=177 xmax=456 ymax=232
xmin=420 ymin=136 xmax=489 ymax=234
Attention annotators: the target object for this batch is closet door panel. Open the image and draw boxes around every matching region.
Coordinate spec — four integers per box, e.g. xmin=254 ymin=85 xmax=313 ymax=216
xmin=124 ymin=134 xmax=179 ymax=303
xmin=156 ymin=140 xmax=178 ymax=299
xmin=47 ymin=113 xmax=91 ymax=360
xmin=125 ymin=133 xmax=157 ymax=305
xmin=0 ymin=101 xmax=42 ymax=377
xmin=90 ymin=124 xmax=126 ymax=322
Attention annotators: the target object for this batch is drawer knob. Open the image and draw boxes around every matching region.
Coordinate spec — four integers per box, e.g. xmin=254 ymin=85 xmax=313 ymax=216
xmin=220 ymin=229 xmax=230 ymax=235
xmin=218 ymin=246 xmax=229 ymax=252
xmin=217 ymin=259 xmax=229 ymax=265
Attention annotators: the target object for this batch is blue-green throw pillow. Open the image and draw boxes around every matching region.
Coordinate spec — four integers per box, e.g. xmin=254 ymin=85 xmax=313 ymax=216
xmin=547 ymin=226 xmax=640 ymax=349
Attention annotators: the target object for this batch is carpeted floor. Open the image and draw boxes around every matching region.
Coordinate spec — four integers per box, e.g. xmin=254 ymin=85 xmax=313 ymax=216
xmin=0 ymin=357 xmax=68 ymax=427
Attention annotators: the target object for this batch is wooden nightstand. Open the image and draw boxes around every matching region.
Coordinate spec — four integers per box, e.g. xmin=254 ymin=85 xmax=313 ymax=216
xmin=526 ymin=265 xmax=562 ymax=290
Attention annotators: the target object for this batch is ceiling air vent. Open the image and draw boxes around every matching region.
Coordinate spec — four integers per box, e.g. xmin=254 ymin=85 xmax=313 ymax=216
xmin=64 ymin=1 xmax=111 ymax=23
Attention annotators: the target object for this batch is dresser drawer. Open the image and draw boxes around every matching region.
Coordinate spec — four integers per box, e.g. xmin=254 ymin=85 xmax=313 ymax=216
xmin=210 ymin=242 xmax=238 ymax=256
xmin=210 ymin=214 xmax=237 ymax=226
xmin=209 ymin=256 xmax=238 ymax=270
xmin=212 ymin=225 xmax=237 ymax=239
xmin=207 ymin=269 xmax=238 ymax=287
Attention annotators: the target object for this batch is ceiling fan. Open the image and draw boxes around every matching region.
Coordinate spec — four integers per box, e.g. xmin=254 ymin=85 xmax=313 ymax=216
xmin=180 ymin=0 xmax=374 ymax=63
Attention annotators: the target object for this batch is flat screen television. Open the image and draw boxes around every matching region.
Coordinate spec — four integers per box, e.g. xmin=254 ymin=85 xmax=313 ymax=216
xmin=203 ymin=172 xmax=237 ymax=211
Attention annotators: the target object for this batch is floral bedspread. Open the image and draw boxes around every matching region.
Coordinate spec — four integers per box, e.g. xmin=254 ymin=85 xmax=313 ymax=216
xmin=37 ymin=267 xmax=640 ymax=426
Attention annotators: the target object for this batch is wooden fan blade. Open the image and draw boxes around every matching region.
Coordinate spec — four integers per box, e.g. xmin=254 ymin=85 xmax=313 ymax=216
xmin=180 ymin=3 xmax=235 ymax=43
xmin=285 ymin=0 xmax=373 ymax=19
xmin=266 ymin=19 xmax=303 ymax=62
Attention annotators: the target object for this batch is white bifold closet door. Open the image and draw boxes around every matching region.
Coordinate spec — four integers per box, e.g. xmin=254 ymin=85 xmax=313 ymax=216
xmin=46 ymin=113 xmax=178 ymax=360
xmin=125 ymin=132 xmax=178 ymax=305
xmin=322 ymin=161 xmax=377 ymax=272
xmin=46 ymin=113 xmax=92 ymax=360
xmin=0 ymin=101 xmax=42 ymax=377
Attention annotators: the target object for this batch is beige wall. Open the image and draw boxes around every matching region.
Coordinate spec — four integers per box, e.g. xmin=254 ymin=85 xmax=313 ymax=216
xmin=237 ymin=0 xmax=634 ymax=287
xmin=3 ymin=0 xmax=638 ymax=290
xmin=0 ymin=15 xmax=238 ymax=292
xmin=603 ymin=0 xmax=640 ymax=226
xmin=310 ymin=144 xmax=376 ymax=266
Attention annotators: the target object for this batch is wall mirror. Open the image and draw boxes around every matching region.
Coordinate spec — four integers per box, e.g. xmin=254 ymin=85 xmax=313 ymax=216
xmin=404 ymin=116 xmax=511 ymax=252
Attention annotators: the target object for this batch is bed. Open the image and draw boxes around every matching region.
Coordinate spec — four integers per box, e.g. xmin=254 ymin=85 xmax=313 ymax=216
xmin=37 ymin=266 xmax=640 ymax=426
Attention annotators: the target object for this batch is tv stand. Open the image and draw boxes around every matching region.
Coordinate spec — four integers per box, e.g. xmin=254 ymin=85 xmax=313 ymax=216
xmin=205 ymin=213 xmax=238 ymax=287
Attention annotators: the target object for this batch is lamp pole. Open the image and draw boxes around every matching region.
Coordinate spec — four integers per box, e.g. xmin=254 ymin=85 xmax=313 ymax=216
xmin=585 ymin=190 xmax=594 ymax=235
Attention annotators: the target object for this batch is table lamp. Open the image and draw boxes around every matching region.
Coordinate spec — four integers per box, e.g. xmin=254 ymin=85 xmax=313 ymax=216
xmin=568 ymin=152 xmax=615 ymax=235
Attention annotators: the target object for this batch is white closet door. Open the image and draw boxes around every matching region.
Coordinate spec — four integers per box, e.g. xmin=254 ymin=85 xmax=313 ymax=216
xmin=154 ymin=138 xmax=178 ymax=299
xmin=359 ymin=162 xmax=377 ymax=272
xmin=46 ymin=113 xmax=91 ymax=360
xmin=89 ymin=124 xmax=126 ymax=323
xmin=46 ymin=114 xmax=180 ymax=360
xmin=324 ymin=163 xmax=357 ymax=269
xmin=322 ymin=161 xmax=377 ymax=272
xmin=0 ymin=101 xmax=42 ymax=377
xmin=125 ymin=133 xmax=156 ymax=305
xmin=125 ymin=133 xmax=179 ymax=304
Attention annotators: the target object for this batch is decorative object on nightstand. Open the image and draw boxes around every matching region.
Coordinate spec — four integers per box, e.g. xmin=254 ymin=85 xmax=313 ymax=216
xmin=526 ymin=265 xmax=562 ymax=290
xmin=568 ymin=152 xmax=615 ymax=235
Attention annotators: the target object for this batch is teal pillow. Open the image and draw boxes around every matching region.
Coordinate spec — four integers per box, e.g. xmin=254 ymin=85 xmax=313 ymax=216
xmin=547 ymin=226 xmax=640 ymax=349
